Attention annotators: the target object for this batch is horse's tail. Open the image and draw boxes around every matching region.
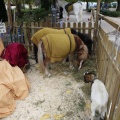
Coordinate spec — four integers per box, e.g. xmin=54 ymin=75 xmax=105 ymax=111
xmin=37 ymin=41 xmax=45 ymax=73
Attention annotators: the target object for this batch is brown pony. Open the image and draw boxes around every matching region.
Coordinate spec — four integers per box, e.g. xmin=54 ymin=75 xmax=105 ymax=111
xmin=37 ymin=34 xmax=88 ymax=77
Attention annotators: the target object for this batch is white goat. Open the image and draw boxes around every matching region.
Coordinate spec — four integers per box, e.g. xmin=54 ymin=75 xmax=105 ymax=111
xmin=84 ymin=73 xmax=109 ymax=120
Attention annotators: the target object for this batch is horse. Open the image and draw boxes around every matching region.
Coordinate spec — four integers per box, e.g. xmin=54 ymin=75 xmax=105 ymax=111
xmin=31 ymin=27 xmax=71 ymax=63
xmin=56 ymin=0 xmax=83 ymax=22
xmin=37 ymin=34 xmax=88 ymax=77
xmin=31 ymin=28 xmax=93 ymax=63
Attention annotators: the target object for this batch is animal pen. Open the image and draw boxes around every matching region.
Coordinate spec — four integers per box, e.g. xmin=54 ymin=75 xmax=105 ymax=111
xmin=2 ymin=8 xmax=120 ymax=120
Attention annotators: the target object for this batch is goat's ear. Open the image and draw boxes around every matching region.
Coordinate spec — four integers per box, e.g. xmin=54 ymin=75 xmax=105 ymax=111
xmin=83 ymin=71 xmax=88 ymax=75
xmin=91 ymin=74 xmax=95 ymax=79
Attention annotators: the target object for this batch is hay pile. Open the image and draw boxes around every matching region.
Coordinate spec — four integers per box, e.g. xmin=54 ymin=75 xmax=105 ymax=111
xmin=2 ymin=56 xmax=98 ymax=120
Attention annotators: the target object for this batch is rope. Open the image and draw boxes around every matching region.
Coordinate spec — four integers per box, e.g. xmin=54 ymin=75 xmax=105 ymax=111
xmin=66 ymin=34 xmax=72 ymax=54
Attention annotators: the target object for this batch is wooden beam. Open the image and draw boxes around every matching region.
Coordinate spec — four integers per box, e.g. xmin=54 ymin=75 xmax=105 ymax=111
xmin=7 ymin=0 xmax=12 ymax=28
xmin=98 ymin=14 xmax=120 ymax=32
xmin=95 ymin=0 xmax=101 ymax=31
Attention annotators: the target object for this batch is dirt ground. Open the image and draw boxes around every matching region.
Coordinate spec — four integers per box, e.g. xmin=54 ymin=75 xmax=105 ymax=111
xmin=1 ymin=53 xmax=99 ymax=120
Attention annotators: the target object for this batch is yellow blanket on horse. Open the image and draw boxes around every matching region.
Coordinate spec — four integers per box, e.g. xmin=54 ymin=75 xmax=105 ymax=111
xmin=41 ymin=34 xmax=76 ymax=63
xmin=31 ymin=28 xmax=71 ymax=46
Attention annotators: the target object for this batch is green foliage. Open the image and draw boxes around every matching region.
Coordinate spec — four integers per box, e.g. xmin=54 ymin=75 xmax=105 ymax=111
xmin=41 ymin=0 xmax=50 ymax=10
xmin=78 ymin=98 xmax=86 ymax=111
xmin=16 ymin=8 xmax=50 ymax=22
xmin=25 ymin=0 xmax=33 ymax=4
xmin=100 ymin=10 xmax=120 ymax=17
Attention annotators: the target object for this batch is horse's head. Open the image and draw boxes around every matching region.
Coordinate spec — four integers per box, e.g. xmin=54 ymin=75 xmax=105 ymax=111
xmin=77 ymin=44 xmax=88 ymax=59
xmin=76 ymin=44 xmax=88 ymax=69
xmin=73 ymin=35 xmax=88 ymax=69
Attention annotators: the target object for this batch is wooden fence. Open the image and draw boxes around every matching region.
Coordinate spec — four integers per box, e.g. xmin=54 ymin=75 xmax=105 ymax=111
xmin=11 ymin=21 xmax=95 ymax=52
xmin=95 ymin=13 xmax=120 ymax=120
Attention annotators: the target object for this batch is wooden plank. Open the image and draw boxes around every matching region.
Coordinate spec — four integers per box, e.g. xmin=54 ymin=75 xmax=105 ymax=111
xmin=88 ymin=22 xmax=92 ymax=38
xmin=31 ymin=22 xmax=35 ymax=37
xmin=23 ymin=22 xmax=27 ymax=45
xmin=78 ymin=22 xmax=81 ymax=33
xmin=62 ymin=22 xmax=65 ymax=28
xmin=109 ymin=74 xmax=120 ymax=120
xmin=98 ymin=14 xmax=120 ymax=31
xmin=57 ymin=23 xmax=60 ymax=28
xmin=82 ymin=22 xmax=86 ymax=34
xmin=67 ymin=22 xmax=70 ymax=28
xmin=115 ymin=52 xmax=120 ymax=70
xmin=35 ymin=22 xmax=39 ymax=32
xmin=27 ymin=22 xmax=32 ymax=51
xmin=114 ymin=97 xmax=120 ymax=120
xmin=73 ymin=22 xmax=76 ymax=31
xmin=47 ymin=22 xmax=52 ymax=27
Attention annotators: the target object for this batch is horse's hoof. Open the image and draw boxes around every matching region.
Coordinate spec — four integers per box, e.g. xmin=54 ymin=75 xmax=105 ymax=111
xmin=43 ymin=73 xmax=51 ymax=78
xmin=48 ymin=74 xmax=52 ymax=78
xmin=78 ymin=67 xmax=81 ymax=71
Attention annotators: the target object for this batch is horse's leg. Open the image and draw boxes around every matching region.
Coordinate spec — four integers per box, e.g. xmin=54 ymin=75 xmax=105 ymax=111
xmin=73 ymin=3 xmax=79 ymax=22
xmin=69 ymin=54 xmax=74 ymax=70
xmin=33 ymin=43 xmax=38 ymax=63
xmin=78 ymin=60 xmax=83 ymax=70
xmin=37 ymin=41 xmax=45 ymax=73
xmin=62 ymin=57 xmax=67 ymax=64
xmin=75 ymin=12 xmax=82 ymax=22
xmin=44 ymin=58 xmax=51 ymax=77
xmin=73 ymin=11 xmax=79 ymax=22
xmin=73 ymin=3 xmax=82 ymax=22
xmin=75 ymin=14 xmax=79 ymax=22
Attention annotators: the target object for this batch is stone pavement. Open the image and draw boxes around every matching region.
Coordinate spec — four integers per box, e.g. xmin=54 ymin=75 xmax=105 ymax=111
xmin=59 ymin=10 xmax=91 ymax=22
xmin=100 ymin=16 xmax=120 ymax=45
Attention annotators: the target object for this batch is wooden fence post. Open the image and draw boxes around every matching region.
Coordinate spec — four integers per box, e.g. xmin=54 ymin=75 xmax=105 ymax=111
xmin=23 ymin=22 xmax=28 ymax=49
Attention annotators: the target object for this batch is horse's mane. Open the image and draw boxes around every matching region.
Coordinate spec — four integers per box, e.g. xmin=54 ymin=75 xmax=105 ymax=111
xmin=73 ymin=34 xmax=84 ymax=51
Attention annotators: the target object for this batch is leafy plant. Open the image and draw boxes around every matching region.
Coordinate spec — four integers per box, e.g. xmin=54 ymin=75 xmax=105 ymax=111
xmin=100 ymin=10 xmax=120 ymax=17
xmin=16 ymin=8 xmax=50 ymax=22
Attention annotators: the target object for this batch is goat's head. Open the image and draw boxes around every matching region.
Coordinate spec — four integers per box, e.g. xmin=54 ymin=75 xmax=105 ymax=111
xmin=83 ymin=71 xmax=96 ymax=83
